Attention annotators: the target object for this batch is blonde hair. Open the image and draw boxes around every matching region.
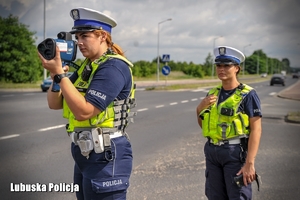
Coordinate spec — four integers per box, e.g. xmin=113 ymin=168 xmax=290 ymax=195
xmin=94 ymin=30 xmax=125 ymax=57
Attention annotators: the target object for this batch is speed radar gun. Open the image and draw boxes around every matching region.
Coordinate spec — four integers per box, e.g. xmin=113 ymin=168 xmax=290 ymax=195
xmin=37 ymin=32 xmax=79 ymax=92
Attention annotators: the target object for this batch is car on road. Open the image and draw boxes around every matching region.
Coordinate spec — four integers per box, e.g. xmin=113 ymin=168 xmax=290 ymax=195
xmin=40 ymin=72 xmax=74 ymax=92
xmin=261 ymin=73 xmax=267 ymax=78
xmin=292 ymin=72 xmax=299 ymax=79
xmin=270 ymin=74 xmax=285 ymax=86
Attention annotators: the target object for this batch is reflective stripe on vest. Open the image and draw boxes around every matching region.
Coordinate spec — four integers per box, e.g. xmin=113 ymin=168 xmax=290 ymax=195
xmin=63 ymin=54 xmax=136 ymax=133
xmin=200 ymin=84 xmax=253 ymax=144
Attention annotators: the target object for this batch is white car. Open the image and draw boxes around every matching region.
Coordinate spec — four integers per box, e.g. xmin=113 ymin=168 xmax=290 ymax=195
xmin=260 ymin=73 xmax=267 ymax=78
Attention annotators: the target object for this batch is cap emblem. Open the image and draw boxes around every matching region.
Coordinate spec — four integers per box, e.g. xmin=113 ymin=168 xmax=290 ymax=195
xmin=219 ymin=47 xmax=226 ymax=55
xmin=71 ymin=9 xmax=80 ymax=20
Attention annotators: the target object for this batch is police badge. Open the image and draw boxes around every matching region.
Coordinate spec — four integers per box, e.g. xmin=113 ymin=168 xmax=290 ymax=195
xmin=71 ymin=9 xmax=80 ymax=20
xmin=219 ymin=47 xmax=226 ymax=55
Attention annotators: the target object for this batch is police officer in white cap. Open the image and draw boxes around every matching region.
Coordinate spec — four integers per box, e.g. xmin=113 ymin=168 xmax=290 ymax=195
xmin=196 ymin=46 xmax=262 ymax=200
xmin=38 ymin=7 xmax=136 ymax=200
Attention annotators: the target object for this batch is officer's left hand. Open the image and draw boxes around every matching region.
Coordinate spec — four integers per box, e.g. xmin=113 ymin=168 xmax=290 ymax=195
xmin=38 ymin=45 xmax=65 ymax=75
xmin=49 ymin=65 xmax=70 ymax=80
xmin=197 ymin=94 xmax=217 ymax=112
xmin=237 ymin=163 xmax=256 ymax=186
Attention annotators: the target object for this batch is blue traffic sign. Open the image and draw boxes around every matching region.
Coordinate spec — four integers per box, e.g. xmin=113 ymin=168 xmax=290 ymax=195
xmin=162 ymin=65 xmax=171 ymax=76
xmin=162 ymin=54 xmax=170 ymax=62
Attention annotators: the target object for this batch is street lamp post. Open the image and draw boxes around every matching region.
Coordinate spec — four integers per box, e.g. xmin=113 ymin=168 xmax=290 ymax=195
xmin=43 ymin=0 xmax=47 ymax=80
xmin=211 ymin=36 xmax=222 ymax=78
xmin=270 ymin=59 xmax=273 ymax=74
xmin=242 ymin=44 xmax=251 ymax=76
xmin=157 ymin=18 xmax=172 ymax=82
xmin=257 ymin=51 xmax=260 ymax=75
xmin=266 ymin=57 xmax=268 ymax=74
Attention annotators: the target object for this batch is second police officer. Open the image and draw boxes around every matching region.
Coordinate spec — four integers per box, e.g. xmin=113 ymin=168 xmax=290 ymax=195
xmin=196 ymin=46 xmax=262 ymax=200
xmin=38 ymin=7 xmax=136 ymax=200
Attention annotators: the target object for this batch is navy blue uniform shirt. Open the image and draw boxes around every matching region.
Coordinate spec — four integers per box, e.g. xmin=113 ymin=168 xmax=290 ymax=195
xmin=217 ymin=87 xmax=262 ymax=118
xmin=73 ymin=58 xmax=132 ymax=112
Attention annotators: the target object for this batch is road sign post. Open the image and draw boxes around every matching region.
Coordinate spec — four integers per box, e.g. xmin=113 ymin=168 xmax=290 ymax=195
xmin=161 ymin=54 xmax=170 ymax=86
xmin=162 ymin=54 xmax=170 ymax=63
xmin=162 ymin=65 xmax=171 ymax=86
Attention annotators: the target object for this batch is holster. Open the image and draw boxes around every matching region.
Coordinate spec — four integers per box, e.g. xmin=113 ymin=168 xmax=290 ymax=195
xmin=91 ymin=128 xmax=104 ymax=153
xmin=240 ymin=137 xmax=248 ymax=151
xmin=70 ymin=128 xmax=114 ymax=161
xmin=77 ymin=131 xmax=93 ymax=158
xmin=239 ymin=137 xmax=248 ymax=163
xmin=91 ymin=128 xmax=113 ymax=161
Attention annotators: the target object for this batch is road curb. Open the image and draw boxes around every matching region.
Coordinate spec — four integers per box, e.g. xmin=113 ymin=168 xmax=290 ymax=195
xmin=277 ymin=79 xmax=300 ymax=101
xmin=284 ymin=115 xmax=300 ymax=124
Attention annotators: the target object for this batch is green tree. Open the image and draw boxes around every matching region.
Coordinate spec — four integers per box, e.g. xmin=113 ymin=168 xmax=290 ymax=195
xmin=281 ymin=58 xmax=290 ymax=73
xmin=0 ymin=15 xmax=42 ymax=83
xmin=181 ymin=61 xmax=204 ymax=78
xmin=246 ymin=49 xmax=268 ymax=74
xmin=267 ymin=58 xmax=281 ymax=74
xmin=132 ymin=60 xmax=155 ymax=77
xmin=203 ymin=53 xmax=213 ymax=76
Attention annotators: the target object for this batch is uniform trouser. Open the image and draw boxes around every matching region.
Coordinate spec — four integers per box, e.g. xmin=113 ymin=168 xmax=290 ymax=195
xmin=204 ymin=141 xmax=252 ymax=200
xmin=71 ymin=135 xmax=133 ymax=200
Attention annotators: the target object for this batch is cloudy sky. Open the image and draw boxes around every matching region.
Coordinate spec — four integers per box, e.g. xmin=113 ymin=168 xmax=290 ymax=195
xmin=1 ymin=0 xmax=300 ymax=67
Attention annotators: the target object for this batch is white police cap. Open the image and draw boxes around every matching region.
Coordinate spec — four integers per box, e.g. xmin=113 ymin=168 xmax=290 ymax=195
xmin=69 ymin=7 xmax=117 ymax=34
xmin=214 ymin=46 xmax=245 ymax=65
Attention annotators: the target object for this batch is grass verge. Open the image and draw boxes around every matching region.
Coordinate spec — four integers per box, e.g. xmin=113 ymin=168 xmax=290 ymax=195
xmin=148 ymin=77 xmax=269 ymax=91
xmin=0 ymin=82 xmax=41 ymax=89
xmin=0 ymin=73 xmax=267 ymax=90
xmin=286 ymin=111 xmax=300 ymax=123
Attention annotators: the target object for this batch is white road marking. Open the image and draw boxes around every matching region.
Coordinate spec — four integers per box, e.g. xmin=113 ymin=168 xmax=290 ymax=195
xmin=0 ymin=88 xmax=286 ymax=142
xmin=155 ymin=105 xmax=164 ymax=108
xmin=0 ymin=134 xmax=20 ymax=140
xmin=38 ymin=124 xmax=66 ymax=132
xmin=0 ymin=125 xmax=66 ymax=140
xmin=192 ymin=89 xmax=209 ymax=92
xmin=137 ymin=108 xmax=148 ymax=112
xmin=1 ymin=94 xmax=14 ymax=97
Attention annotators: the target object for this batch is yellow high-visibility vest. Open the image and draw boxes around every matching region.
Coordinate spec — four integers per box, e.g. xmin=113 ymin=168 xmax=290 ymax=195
xmin=63 ymin=54 xmax=136 ymax=133
xmin=199 ymin=84 xmax=253 ymax=144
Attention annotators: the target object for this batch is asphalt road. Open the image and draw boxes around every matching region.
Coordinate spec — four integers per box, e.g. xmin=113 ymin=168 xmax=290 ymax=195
xmin=0 ymin=78 xmax=299 ymax=200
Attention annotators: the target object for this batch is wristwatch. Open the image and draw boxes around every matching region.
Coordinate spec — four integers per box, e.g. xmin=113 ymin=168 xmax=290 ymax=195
xmin=54 ymin=73 xmax=67 ymax=83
